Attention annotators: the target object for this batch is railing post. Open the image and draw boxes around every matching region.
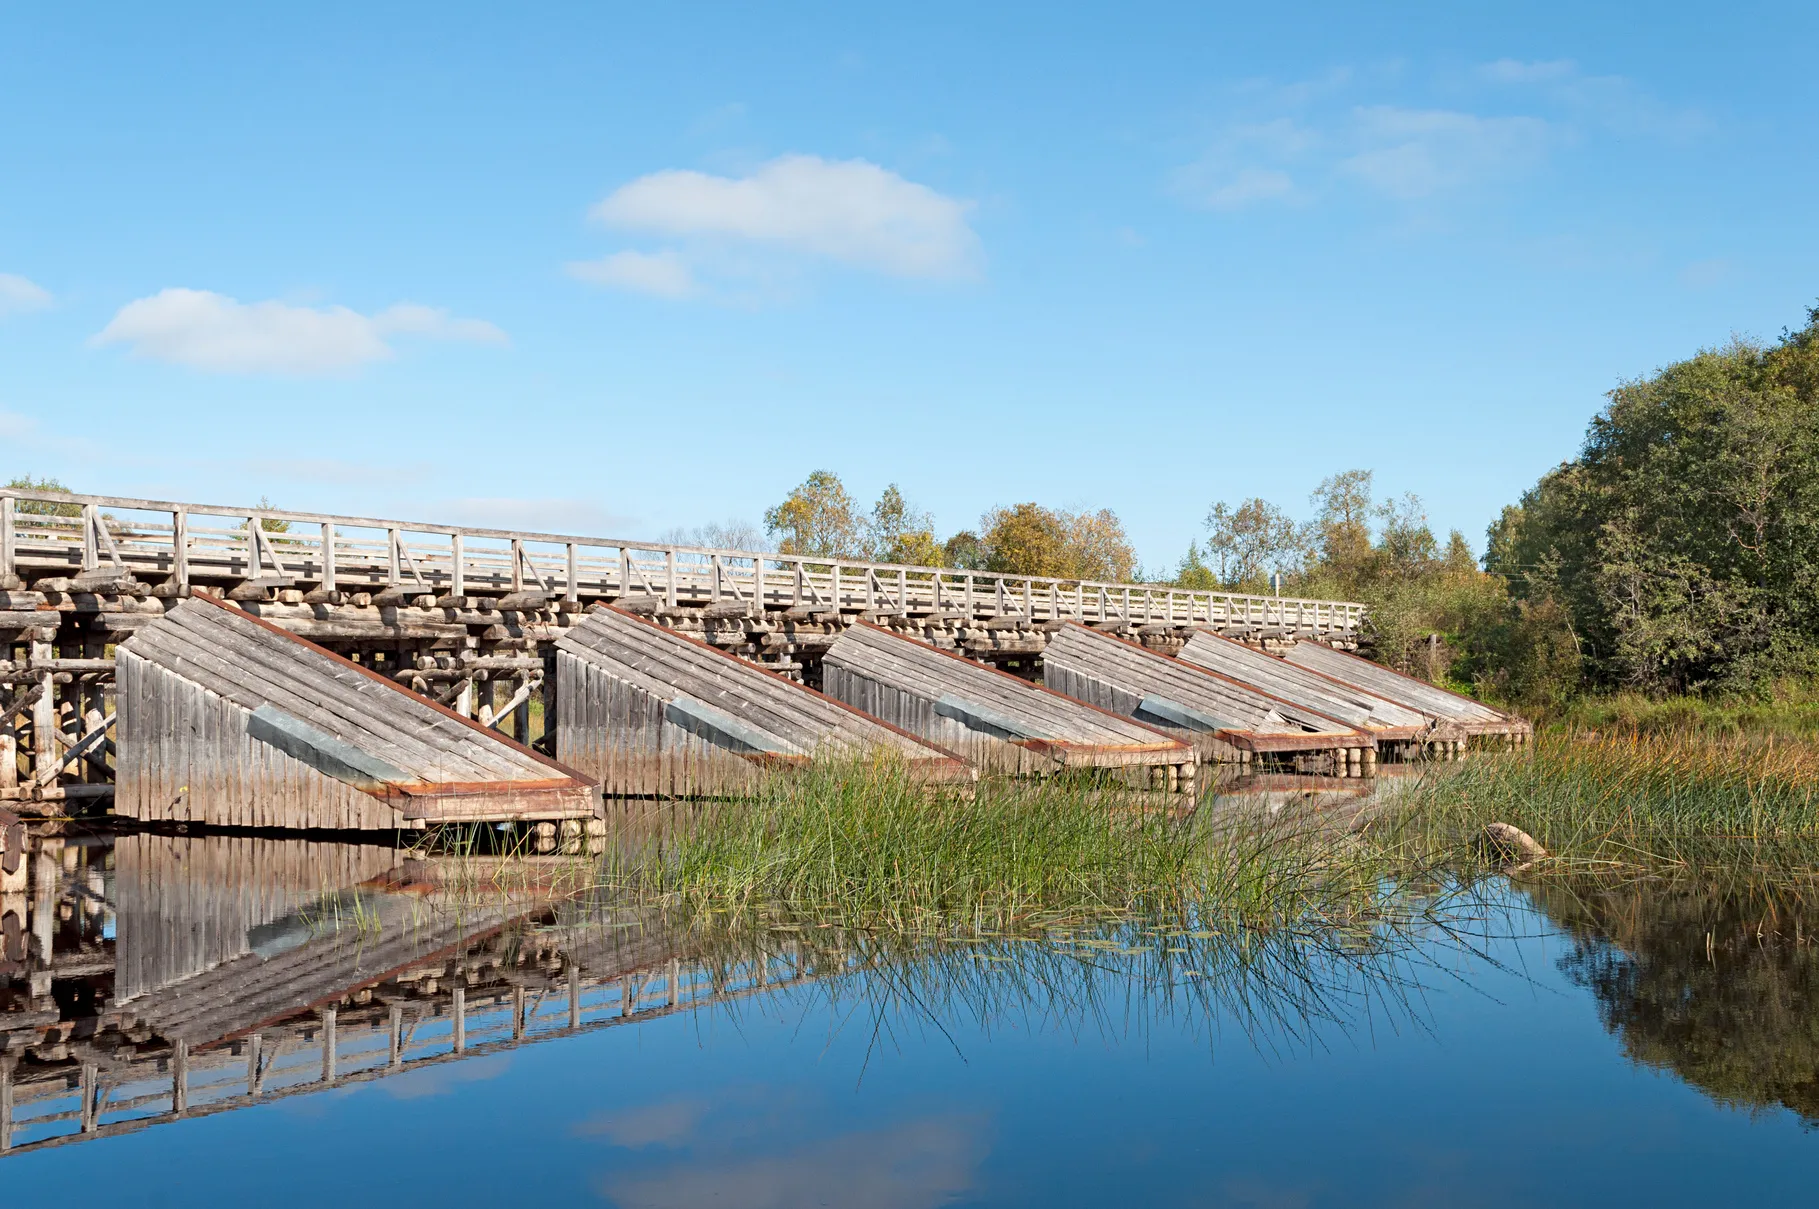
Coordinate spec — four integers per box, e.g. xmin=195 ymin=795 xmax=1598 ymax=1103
xmin=320 ymin=522 xmax=335 ymax=593
xmin=865 ymin=567 xmax=875 ymax=611
xmin=81 ymin=503 xmax=98 ymax=572
xmin=1 ymin=495 xmax=14 ymax=584
xmin=898 ymin=567 xmax=907 ymax=611
xmin=173 ymin=509 xmax=189 ymax=590
xmin=321 ymin=1007 xmax=337 ymax=1084
xmin=0 ymin=1055 xmax=13 ymax=1153
xmin=755 ymin=555 xmax=766 ymax=610
xmin=389 ymin=1006 xmax=404 ymax=1068
xmin=568 ymin=963 xmax=581 ymax=1029
xmin=173 ymin=1039 xmax=189 ymax=1115
xmin=387 ymin=528 xmax=402 ymax=586
xmin=710 ymin=554 xmax=722 ymax=602
xmin=792 ymin=561 xmax=803 ymax=606
xmin=450 ymin=533 xmax=462 ymax=597
xmin=453 ymin=985 xmax=466 ymax=1053
xmin=964 ymin=574 xmax=974 ymax=616
xmin=247 ymin=1032 xmax=263 ymax=1096
xmin=566 ymin=543 xmax=579 ymax=604
xmin=665 ymin=549 xmax=676 ymax=608
xmin=830 ymin=564 xmax=840 ymax=610
xmin=619 ymin=547 xmax=630 ymax=599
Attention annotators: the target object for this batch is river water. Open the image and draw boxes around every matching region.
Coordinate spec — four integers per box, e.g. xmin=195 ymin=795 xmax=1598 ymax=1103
xmin=1 ymin=825 xmax=1813 ymax=1207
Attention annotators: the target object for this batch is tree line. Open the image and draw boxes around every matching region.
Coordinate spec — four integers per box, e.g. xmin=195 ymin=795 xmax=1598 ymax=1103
xmin=20 ymin=300 xmax=1816 ymax=707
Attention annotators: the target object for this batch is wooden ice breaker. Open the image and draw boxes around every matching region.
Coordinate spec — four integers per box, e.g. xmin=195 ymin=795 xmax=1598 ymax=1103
xmin=555 ymin=606 xmax=971 ymax=797
xmin=821 ymin=621 xmax=1194 ymax=787
xmin=1040 ymin=622 xmax=1371 ymax=766
xmin=114 ymin=594 xmax=598 ymax=829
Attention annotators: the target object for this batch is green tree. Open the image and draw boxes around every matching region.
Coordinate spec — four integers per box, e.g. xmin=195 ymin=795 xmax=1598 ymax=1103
xmin=865 ymin=484 xmax=942 ymax=566
xmin=1488 ymin=310 xmax=1819 ymax=694
xmin=5 ymin=474 xmax=80 ymax=517
xmin=763 ymin=470 xmax=864 ymax=559
xmin=979 ymin=503 xmax=1136 ymax=582
xmin=1201 ymin=497 xmax=1306 ymax=590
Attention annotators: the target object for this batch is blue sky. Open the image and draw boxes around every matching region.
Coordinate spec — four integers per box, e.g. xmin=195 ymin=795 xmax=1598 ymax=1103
xmin=3 ymin=3 xmax=1814 ymax=571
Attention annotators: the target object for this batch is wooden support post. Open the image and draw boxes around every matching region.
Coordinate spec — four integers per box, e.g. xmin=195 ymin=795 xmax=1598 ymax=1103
xmin=665 ymin=549 xmax=676 ymax=608
xmin=566 ymin=543 xmax=579 ymax=604
xmin=898 ymin=567 xmax=908 ymax=611
xmin=321 ymin=1007 xmax=337 ymax=1084
xmin=511 ymin=539 xmax=524 ymax=593
xmin=667 ymin=958 xmax=680 ymax=1007
xmin=622 ymin=973 xmax=634 ymax=1017
xmin=450 ymin=533 xmax=464 ymax=597
xmin=512 ymin=985 xmax=526 ymax=1040
xmin=31 ymin=636 xmax=54 ymax=788
xmin=618 ymin=548 xmax=630 ymax=599
xmin=172 ymin=1040 xmax=189 ymax=1115
xmin=247 ymin=1032 xmax=263 ymax=1095
xmin=453 ymin=985 xmax=466 ymax=1052
xmin=388 ymin=1005 xmax=404 ymax=1068
xmin=965 ymin=575 xmax=974 ymax=616
xmin=568 ymin=963 xmax=581 ymax=1029
xmin=387 ymin=527 xmax=402 ymax=586
xmin=754 ymin=555 xmax=766 ymax=610
xmin=830 ymin=564 xmax=840 ymax=610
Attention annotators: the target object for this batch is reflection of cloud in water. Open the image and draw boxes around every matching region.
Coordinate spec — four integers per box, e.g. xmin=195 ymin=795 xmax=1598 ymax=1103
xmin=597 ymin=1115 xmax=988 ymax=1209
xmin=379 ymin=1054 xmax=512 ymax=1100
xmin=576 ymin=1097 xmax=708 ymax=1148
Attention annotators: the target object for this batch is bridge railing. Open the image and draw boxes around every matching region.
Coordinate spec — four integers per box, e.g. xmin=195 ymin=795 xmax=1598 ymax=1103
xmin=0 ymin=490 xmax=1365 ymax=632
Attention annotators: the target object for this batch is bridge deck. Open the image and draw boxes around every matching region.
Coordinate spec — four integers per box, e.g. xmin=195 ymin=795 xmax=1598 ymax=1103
xmin=0 ymin=489 xmax=1364 ymax=634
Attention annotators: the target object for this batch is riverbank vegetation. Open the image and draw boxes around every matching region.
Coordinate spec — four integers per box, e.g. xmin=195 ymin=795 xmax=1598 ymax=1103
xmin=592 ymin=758 xmax=1438 ymax=936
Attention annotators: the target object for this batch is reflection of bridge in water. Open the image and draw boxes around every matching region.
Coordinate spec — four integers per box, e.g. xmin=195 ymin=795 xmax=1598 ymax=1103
xmin=0 ymin=830 xmax=812 ymax=1155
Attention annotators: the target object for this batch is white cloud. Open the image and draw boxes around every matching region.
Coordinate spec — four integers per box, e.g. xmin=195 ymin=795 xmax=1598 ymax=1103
xmin=1477 ymin=58 xmax=1707 ymax=139
xmin=1203 ymin=167 xmax=1300 ymax=210
xmin=1479 ymin=58 xmax=1577 ymax=85
xmin=0 ymin=273 xmax=52 ymax=316
xmin=588 ymin=154 xmax=979 ymax=281
xmin=567 ymin=250 xmax=698 ymax=298
xmin=1339 ymin=107 xmax=1551 ymax=198
xmin=91 ymin=289 xmax=506 ymax=374
xmin=433 ymin=496 xmax=638 ymax=535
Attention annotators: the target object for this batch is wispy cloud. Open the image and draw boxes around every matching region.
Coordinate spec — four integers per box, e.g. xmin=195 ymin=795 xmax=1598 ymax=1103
xmin=91 ymin=289 xmax=506 ymax=374
xmin=567 ymin=249 xmax=698 ymax=299
xmin=577 ymin=154 xmax=980 ymax=301
xmin=0 ymin=273 xmax=52 ymax=317
xmin=1177 ymin=59 xmax=1701 ymax=212
xmin=432 ymin=496 xmax=637 ymax=535
xmin=1339 ymin=106 xmax=1550 ymax=198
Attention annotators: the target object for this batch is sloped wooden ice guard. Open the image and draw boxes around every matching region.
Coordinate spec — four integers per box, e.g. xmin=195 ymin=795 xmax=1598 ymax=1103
xmin=114 ymin=594 xmax=598 ymax=829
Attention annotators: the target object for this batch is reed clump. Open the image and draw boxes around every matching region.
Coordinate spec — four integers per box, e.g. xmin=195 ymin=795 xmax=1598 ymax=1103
xmin=1380 ymin=728 xmax=1819 ymax=871
xmin=596 ymin=757 xmax=1433 ymax=935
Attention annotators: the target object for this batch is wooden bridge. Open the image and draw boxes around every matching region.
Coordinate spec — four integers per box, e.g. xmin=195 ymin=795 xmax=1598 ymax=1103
xmin=0 ymin=486 xmax=1378 ymax=810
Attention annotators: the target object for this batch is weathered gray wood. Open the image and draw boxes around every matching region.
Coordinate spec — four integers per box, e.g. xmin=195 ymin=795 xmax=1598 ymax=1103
xmin=1040 ymin=623 xmax=1365 ymax=760
xmin=115 ymin=596 xmax=598 ymax=829
xmin=555 ymin=608 xmax=967 ymax=796
xmin=1283 ymin=642 xmax=1530 ymax=736
xmin=1177 ymin=630 xmax=1428 ymax=737
xmin=822 ymin=622 xmax=1188 ymax=776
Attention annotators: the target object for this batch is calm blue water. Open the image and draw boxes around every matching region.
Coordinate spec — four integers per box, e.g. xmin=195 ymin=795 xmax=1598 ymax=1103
xmin=2 ymin=833 xmax=1813 ymax=1207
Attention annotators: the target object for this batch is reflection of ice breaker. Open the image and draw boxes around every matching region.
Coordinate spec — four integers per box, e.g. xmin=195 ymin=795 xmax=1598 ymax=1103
xmin=244 ymin=889 xmax=423 ymax=960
